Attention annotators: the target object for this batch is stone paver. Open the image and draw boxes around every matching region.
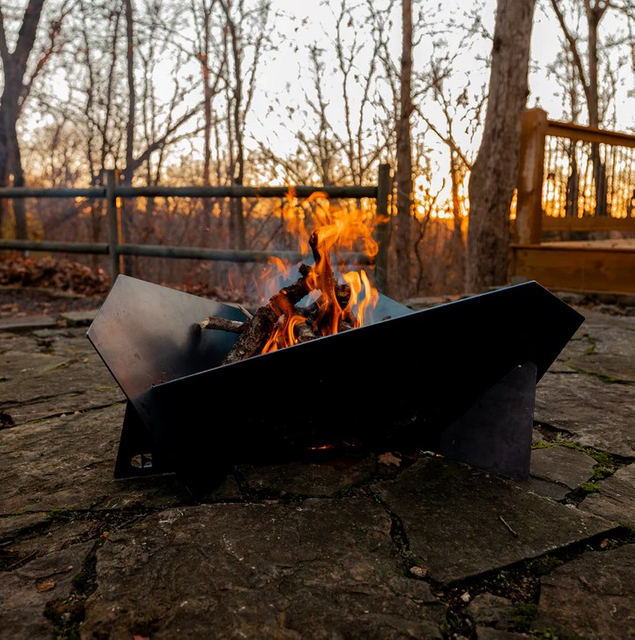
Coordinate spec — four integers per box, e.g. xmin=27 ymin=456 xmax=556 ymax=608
xmin=371 ymin=457 xmax=617 ymax=585
xmin=467 ymin=593 xmax=518 ymax=632
xmin=80 ymin=500 xmax=446 ymax=639
xmin=532 ymin=544 xmax=635 ymax=639
xmin=0 ymin=404 xmax=187 ymax=514
xmin=240 ymin=455 xmax=377 ymax=497
xmin=528 ymin=445 xmax=597 ymax=500
xmin=0 ymin=328 xmax=124 ymax=428
xmin=0 ymin=304 xmax=633 ymax=639
xmin=580 ymin=462 xmax=635 ymax=527
xmin=0 ymin=542 xmax=92 ymax=640
xmin=0 ymin=315 xmax=57 ymax=332
xmin=535 ymin=371 xmax=635 ymax=457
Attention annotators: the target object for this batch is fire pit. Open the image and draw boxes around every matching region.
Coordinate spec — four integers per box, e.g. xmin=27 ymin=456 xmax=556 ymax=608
xmin=87 ymin=275 xmax=583 ymax=496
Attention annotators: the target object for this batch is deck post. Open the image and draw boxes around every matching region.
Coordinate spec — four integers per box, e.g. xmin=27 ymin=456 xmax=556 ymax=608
xmin=516 ymin=108 xmax=548 ymax=245
xmin=106 ymin=169 xmax=123 ymax=281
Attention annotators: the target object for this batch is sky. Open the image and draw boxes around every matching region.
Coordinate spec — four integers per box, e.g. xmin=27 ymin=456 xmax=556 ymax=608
xmin=5 ymin=0 xmax=635 ymax=190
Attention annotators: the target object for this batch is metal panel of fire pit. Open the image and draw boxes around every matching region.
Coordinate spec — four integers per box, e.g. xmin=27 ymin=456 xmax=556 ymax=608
xmin=87 ymin=275 xmax=584 ymax=495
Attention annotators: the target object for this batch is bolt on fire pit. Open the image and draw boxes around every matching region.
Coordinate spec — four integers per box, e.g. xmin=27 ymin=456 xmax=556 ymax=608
xmin=87 ymin=275 xmax=584 ymax=496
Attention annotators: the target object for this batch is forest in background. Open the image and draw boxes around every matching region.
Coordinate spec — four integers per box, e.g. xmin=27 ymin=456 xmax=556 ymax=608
xmin=0 ymin=0 xmax=633 ymax=303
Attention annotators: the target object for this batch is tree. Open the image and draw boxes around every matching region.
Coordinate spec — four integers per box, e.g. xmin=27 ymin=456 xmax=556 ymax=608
xmin=392 ymin=0 xmax=414 ymax=299
xmin=466 ymin=0 xmax=536 ymax=292
xmin=0 ymin=0 xmax=66 ymax=238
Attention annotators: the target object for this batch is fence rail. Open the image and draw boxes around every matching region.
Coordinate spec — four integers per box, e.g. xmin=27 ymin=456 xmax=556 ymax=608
xmin=0 ymin=164 xmax=391 ymax=290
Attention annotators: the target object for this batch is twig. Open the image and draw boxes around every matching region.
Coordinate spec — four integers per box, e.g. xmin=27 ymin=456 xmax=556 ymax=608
xmin=499 ymin=515 xmax=519 ymax=537
xmin=7 ymin=550 xmax=37 ymax=570
xmin=236 ymin=303 xmax=253 ymax=320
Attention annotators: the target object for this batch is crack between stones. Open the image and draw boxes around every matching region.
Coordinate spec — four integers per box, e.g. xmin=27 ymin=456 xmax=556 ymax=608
xmin=0 ymin=398 xmax=126 ymax=429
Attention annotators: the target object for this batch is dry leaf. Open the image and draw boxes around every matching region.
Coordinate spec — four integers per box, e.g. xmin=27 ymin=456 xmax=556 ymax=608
xmin=378 ymin=452 xmax=401 ymax=467
xmin=36 ymin=579 xmax=56 ymax=592
xmin=600 ymin=538 xmax=610 ymax=549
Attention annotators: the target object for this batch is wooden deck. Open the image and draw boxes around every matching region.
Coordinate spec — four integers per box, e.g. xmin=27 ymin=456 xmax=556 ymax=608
xmin=510 ymin=239 xmax=635 ymax=295
xmin=512 ymin=109 xmax=635 ymax=296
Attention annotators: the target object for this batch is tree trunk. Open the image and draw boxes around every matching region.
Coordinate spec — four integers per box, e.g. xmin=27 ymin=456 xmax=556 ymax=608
xmin=585 ymin=3 xmax=607 ymax=216
xmin=0 ymin=0 xmax=46 ymax=239
xmin=393 ymin=0 xmax=413 ymax=299
xmin=466 ymin=0 xmax=536 ymax=293
xmin=124 ymin=0 xmax=135 ymax=185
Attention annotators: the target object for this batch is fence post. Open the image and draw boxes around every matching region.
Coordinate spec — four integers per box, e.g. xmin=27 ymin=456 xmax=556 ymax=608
xmin=106 ymin=169 xmax=123 ymax=280
xmin=374 ymin=163 xmax=391 ymax=293
xmin=515 ymin=108 xmax=548 ymax=245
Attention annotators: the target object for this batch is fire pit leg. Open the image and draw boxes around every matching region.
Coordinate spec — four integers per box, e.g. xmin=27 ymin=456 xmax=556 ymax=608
xmin=114 ymin=402 xmax=174 ymax=478
xmin=435 ymin=361 xmax=537 ymax=480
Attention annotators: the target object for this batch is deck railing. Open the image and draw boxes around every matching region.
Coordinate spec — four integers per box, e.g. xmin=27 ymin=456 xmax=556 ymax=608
xmin=515 ymin=108 xmax=635 ymax=244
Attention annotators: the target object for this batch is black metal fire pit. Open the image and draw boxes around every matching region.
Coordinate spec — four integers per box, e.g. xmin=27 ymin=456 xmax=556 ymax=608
xmin=87 ymin=275 xmax=584 ymax=495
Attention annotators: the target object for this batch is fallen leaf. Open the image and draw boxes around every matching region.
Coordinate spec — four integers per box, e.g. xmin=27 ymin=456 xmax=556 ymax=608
xmin=378 ymin=452 xmax=401 ymax=467
xmin=600 ymin=538 xmax=610 ymax=549
xmin=36 ymin=579 xmax=56 ymax=592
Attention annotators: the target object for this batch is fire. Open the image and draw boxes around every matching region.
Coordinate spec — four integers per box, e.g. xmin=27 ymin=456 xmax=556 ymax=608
xmin=259 ymin=191 xmax=380 ymax=354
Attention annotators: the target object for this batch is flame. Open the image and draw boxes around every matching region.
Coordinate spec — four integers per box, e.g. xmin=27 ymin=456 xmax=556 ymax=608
xmin=258 ymin=189 xmax=380 ymax=354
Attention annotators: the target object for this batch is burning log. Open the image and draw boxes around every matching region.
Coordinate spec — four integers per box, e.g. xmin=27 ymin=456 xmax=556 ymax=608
xmin=207 ymin=229 xmax=367 ymax=365
xmin=221 ymin=266 xmax=318 ymax=365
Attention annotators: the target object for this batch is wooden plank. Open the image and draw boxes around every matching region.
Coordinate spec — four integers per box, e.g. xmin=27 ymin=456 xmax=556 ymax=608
xmin=546 ymin=121 xmax=635 ymax=149
xmin=542 ymin=216 xmax=635 ymax=232
xmin=510 ymin=245 xmax=635 ymax=295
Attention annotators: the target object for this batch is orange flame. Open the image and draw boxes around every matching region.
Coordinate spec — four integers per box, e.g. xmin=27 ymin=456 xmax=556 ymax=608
xmin=259 ymin=188 xmax=380 ymax=353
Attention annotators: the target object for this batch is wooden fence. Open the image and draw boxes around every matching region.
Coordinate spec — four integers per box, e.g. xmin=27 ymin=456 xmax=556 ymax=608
xmin=0 ymin=164 xmax=392 ymax=292
xmin=512 ymin=108 xmax=635 ymax=295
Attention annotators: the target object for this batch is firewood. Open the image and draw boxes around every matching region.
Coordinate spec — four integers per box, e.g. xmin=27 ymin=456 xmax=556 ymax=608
xmin=199 ymin=317 xmax=245 ymax=333
xmin=212 ymin=237 xmax=362 ymax=364
xmin=221 ymin=268 xmax=318 ymax=364
xmin=221 ymin=304 xmax=278 ymax=364
xmin=294 ymin=319 xmax=318 ymax=342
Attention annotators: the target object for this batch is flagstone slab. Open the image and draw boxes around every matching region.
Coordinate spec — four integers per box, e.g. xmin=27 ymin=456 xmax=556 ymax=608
xmin=0 ymin=404 xmax=188 ymax=515
xmin=239 ymin=455 xmax=377 ymax=497
xmin=557 ymin=309 xmax=635 ymax=382
xmin=0 ymin=331 xmax=46 ymax=357
xmin=528 ymin=445 xmax=597 ymax=500
xmin=0 ymin=315 xmax=58 ymax=332
xmin=0 ymin=513 xmax=49 ymax=542
xmin=0 ymin=349 xmax=118 ymax=410
xmin=3 ymin=387 xmax=124 ymax=426
xmin=579 ymin=463 xmax=635 ymax=528
xmin=535 ymin=372 xmax=635 ymax=457
xmin=0 ymin=541 xmax=92 ymax=640
xmin=532 ymin=544 xmax=635 ymax=639
xmin=372 ymin=457 xmax=617 ymax=585
xmin=80 ymin=499 xmax=446 ymax=639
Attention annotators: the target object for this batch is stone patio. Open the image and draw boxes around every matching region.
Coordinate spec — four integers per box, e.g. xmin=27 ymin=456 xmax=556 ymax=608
xmin=1 ymin=299 xmax=634 ymax=639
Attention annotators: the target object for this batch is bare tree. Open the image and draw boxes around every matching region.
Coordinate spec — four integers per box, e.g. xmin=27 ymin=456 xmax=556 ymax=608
xmin=0 ymin=0 xmax=67 ymax=238
xmin=466 ymin=0 xmax=536 ymax=292
xmin=392 ymin=0 xmax=413 ymax=299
